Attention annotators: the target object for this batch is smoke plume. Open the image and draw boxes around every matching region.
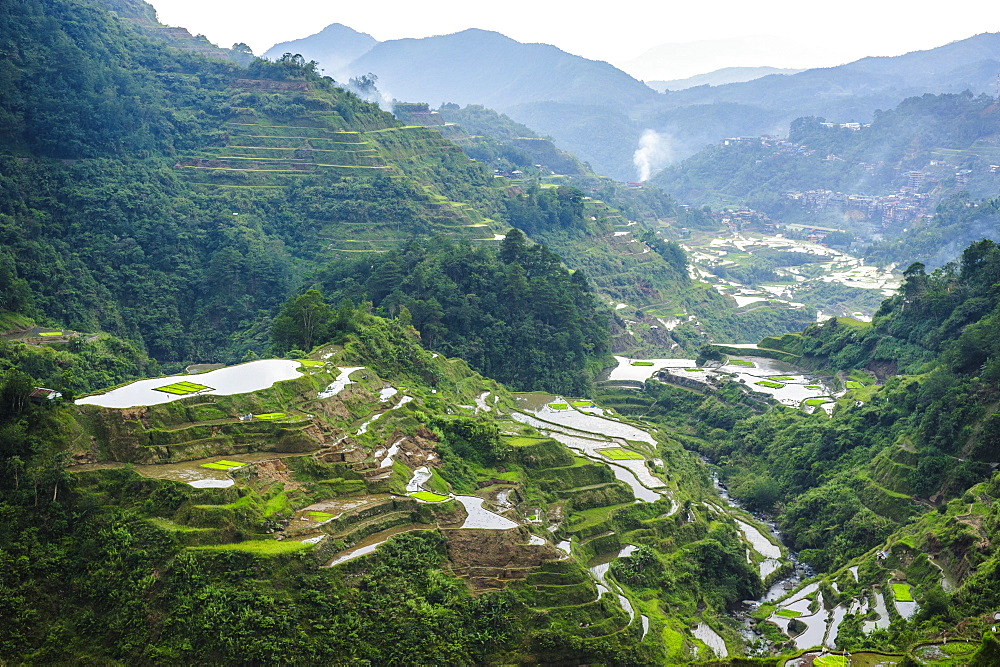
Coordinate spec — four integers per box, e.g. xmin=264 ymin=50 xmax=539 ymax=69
xmin=632 ymin=129 xmax=675 ymax=182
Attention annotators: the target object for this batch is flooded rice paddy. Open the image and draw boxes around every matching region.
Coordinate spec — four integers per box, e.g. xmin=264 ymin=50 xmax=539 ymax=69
xmin=605 ymin=355 xmax=698 ymax=382
xmin=510 ymin=399 xmax=665 ymax=503
xmin=77 ymin=359 xmax=305 ymax=409
xmin=684 ymin=232 xmax=901 ymax=320
xmin=454 ymin=495 xmax=520 ymax=529
xmin=609 ymin=354 xmax=834 ymax=410
xmin=317 ymin=366 xmax=365 ymax=399
xmin=691 ymin=622 xmax=728 ymax=658
xmin=71 ymin=452 xmax=303 ymax=487
xmin=588 ymin=545 xmax=648 ymax=633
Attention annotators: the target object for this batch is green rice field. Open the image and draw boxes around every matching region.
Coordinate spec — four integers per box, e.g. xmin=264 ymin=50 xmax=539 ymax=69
xmin=189 ymin=540 xmax=311 ymax=556
xmin=726 ymin=359 xmax=754 ymax=367
xmin=199 ymin=460 xmax=245 ymax=470
xmin=598 ymin=448 xmax=644 ymax=460
xmin=892 ymin=583 xmax=914 ymax=601
xmin=410 ymin=491 xmax=450 ymax=502
xmin=756 ymin=380 xmax=784 ymax=389
xmin=154 ymin=381 xmax=211 ymax=395
xmin=630 ymin=361 xmax=654 ymax=366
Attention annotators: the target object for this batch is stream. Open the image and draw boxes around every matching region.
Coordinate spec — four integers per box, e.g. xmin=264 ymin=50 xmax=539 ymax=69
xmin=708 ymin=463 xmax=816 ymax=651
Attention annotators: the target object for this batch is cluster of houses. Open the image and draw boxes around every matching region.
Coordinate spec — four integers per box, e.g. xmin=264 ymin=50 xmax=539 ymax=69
xmin=786 ymin=188 xmax=935 ymax=227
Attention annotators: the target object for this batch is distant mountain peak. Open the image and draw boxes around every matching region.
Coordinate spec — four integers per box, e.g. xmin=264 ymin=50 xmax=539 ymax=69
xmin=263 ymin=23 xmax=378 ymax=79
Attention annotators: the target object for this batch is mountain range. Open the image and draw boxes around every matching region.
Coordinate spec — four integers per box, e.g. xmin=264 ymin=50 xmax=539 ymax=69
xmin=647 ymin=66 xmax=804 ymax=92
xmin=267 ymin=26 xmax=1000 ymax=181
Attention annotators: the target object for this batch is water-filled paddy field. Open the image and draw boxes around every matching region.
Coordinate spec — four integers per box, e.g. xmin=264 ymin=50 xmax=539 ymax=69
xmin=70 ymin=452 xmax=304 ymax=487
xmin=76 ymin=359 xmax=306 ymax=408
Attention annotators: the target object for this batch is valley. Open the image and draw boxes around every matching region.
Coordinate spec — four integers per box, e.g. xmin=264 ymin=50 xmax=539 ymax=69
xmin=2 ymin=0 xmax=1000 ymax=664
xmin=680 ymin=230 xmax=902 ymax=323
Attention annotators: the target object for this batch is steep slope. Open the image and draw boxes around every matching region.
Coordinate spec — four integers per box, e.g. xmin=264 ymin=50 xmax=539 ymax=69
xmin=0 ymin=304 xmax=773 ymax=663
xmin=391 ymin=101 xmax=820 ymax=354
xmin=0 ymin=0 xmax=527 ymax=365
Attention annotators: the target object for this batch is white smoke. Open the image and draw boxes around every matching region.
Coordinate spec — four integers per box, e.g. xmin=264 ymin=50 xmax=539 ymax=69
xmin=632 ymin=129 xmax=675 ymax=182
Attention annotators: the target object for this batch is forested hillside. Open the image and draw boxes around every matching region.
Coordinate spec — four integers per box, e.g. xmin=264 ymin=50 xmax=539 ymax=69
xmin=696 ymin=239 xmax=1000 ymax=569
xmin=0 ymin=0 xmax=628 ymax=392
xmin=651 ymin=92 xmax=1000 ymax=215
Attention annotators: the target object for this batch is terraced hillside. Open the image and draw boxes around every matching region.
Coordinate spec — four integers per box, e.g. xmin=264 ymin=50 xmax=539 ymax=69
xmin=0 ymin=301 xmax=814 ymax=662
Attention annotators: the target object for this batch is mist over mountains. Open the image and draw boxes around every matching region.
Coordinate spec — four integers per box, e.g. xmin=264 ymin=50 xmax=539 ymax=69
xmin=267 ymin=26 xmax=1000 ymax=181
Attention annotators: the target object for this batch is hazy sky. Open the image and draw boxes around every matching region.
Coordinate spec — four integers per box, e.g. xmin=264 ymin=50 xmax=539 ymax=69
xmin=150 ymin=0 xmax=997 ymax=72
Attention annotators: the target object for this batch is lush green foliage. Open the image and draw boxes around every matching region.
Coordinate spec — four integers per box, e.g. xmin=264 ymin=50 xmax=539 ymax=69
xmin=311 ymin=231 xmax=610 ymax=393
xmin=0 ymin=484 xmax=526 ymax=662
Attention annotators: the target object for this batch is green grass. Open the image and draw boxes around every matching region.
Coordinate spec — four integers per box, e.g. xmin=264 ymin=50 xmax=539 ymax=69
xmin=768 ymin=375 xmax=794 ymax=381
xmin=726 ymin=359 xmax=755 ymax=367
xmin=684 ymin=368 xmax=703 ymax=372
xmin=200 ymin=460 xmax=244 ymax=470
xmin=298 ymin=360 xmax=324 ymax=367
xmin=804 ymin=398 xmax=832 ymax=406
xmin=806 ymin=385 xmax=822 ymax=389
xmin=547 ymin=403 xmax=569 ymax=410
xmin=189 ymin=540 xmax=311 ymax=556
xmin=570 ymin=401 xmax=595 ymax=407
xmin=814 ymin=656 xmax=848 ymax=666
xmin=39 ymin=331 xmax=63 ymax=337
xmin=845 ymin=381 xmax=865 ymax=389
xmin=307 ymin=511 xmax=335 ymax=521
xmin=939 ymin=642 xmax=976 ymax=656
xmin=147 ymin=518 xmax=214 ymax=533
xmin=154 ymin=381 xmax=211 ymax=395
xmin=775 ymin=609 xmax=801 ymax=618
xmin=891 ymin=583 xmax=914 ymax=602
xmin=756 ymin=380 xmax=785 ymax=389
xmin=598 ymin=448 xmax=645 ymax=460
xmin=630 ymin=361 xmax=654 ymax=366
xmin=410 ymin=491 xmax=450 ymax=502
xmin=504 ymin=436 xmax=552 ymax=447
xmin=254 ymin=412 xmax=287 ymax=420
